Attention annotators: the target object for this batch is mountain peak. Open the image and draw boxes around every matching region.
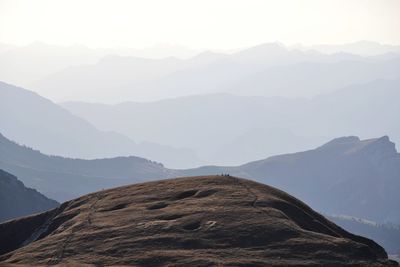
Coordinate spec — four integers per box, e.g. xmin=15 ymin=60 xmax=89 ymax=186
xmin=318 ymin=136 xmax=361 ymax=149
xmin=318 ymin=136 xmax=398 ymax=160
xmin=352 ymin=136 xmax=398 ymax=158
xmin=235 ymin=42 xmax=288 ymax=56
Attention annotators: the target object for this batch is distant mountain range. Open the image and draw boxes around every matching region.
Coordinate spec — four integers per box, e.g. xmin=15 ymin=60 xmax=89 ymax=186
xmin=62 ymin=79 xmax=400 ymax=166
xmin=3 ymin=77 xmax=400 ymax=168
xmin=0 ymin=169 xmax=58 ymax=223
xmin=0 ymin=81 xmax=200 ymax=168
xmin=1 ymin=41 xmax=399 ymax=103
xmin=301 ymin=41 xmax=400 ymax=56
xmin=31 ymin=43 xmax=400 ymax=102
xmin=0 ymin=42 xmax=199 ymax=87
xmin=63 ymin=93 xmax=324 ymax=165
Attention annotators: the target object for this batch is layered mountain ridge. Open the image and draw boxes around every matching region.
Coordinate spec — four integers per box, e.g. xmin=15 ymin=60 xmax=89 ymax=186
xmin=0 ymin=81 xmax=200 ymax=168
xmin=61 ymin=78 xmax=400 ymax=166
xmin=0 ymin=132 xmax=175 ymax=201
xmin=1 ymin=132 xmax=399 ymax=225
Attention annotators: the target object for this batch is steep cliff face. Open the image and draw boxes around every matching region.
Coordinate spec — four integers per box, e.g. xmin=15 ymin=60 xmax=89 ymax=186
xmin=0 ymin=169 xmax=58 ymax=223
xmin=0 ymin=176 xmax=397 ymax=266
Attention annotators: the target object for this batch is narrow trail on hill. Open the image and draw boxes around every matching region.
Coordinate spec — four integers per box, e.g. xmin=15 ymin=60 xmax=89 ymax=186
xmin=230 ymin=176 xmax=258 ymax=208
xmin=230 ymin=176 xmax=259 ymax=208
xmin=50 ymin=192 xmax=102 ymax=264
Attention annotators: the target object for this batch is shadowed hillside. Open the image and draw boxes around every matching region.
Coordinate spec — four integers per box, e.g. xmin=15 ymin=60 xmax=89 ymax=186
xmin=0 ymin=169 xmax=58 ymax=223
xmin=0 ymin=133 xmax=176 ymax=201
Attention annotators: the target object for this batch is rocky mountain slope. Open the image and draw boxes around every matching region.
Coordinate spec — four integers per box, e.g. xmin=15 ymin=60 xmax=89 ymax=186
xmin=0 ymin=169 xmax=58 ymax=223
xmin=0 ymin=176 xmax=397 ymax=266
xmin=183 ymin=136 xmax=400 ymax=224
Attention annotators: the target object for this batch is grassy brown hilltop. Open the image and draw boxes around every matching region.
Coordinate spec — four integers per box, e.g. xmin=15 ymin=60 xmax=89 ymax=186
xmin=0 ymin=176 xmax=397 ymax=266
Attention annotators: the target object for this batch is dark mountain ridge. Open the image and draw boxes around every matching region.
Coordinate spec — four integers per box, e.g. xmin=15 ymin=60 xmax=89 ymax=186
xmin=0 ymin=169 xmax=58 ymax=223
xmin=0 ymin=132 xmax=176 ymax=201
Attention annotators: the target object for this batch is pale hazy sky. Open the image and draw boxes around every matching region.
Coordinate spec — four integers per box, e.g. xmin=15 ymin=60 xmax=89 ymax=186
xmin=0 ymin=0 xmax=399 ymax=49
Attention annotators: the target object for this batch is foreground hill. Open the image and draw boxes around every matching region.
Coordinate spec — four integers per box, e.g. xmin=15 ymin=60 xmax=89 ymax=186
xmin=0 ymin=176 xmax=397 ymax=266
xmin=0 ymin=81 xmax=199 ymax=168
xmin=0 ymin=169 xmax=58 ymax=223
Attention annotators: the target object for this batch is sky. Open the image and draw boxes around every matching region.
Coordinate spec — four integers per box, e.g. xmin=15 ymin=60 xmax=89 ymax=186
xmin=1 ymin=0 xmax=400 ymax=50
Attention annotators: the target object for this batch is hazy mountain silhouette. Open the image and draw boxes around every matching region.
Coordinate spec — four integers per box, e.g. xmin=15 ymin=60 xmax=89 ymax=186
xmin=0 ymin=42 xmax=200 ymax=89
xmin=303 ymin=41 xmax=400 ymax=56
xmin=0 ymin=42 xmax=102 ymax=87
xmin=62 ymin=79 xmax=400 ymax=166
xmin=1 ymin=41 xmax=398 ymax=103
xmin=62 ymin=93 xmax=319 ymax=165
xmin=0 ymin=176 xmax=396 ymax=266
xmin=30 ymin=42 xmax=400 ymax=102
xmin=230 ymin=58 xmax=400 ymax=97
xmin=0 ymin=81 xmax=200 ymax=168
xmin=32 ymin=51 xmax=230 ymax=102
xmin=0 ymin=169 xmax=58 ymax=223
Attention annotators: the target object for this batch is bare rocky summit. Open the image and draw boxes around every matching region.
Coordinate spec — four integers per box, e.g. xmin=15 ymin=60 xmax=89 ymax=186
xmin=0 ymin=176 xmax=397 ymax=266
